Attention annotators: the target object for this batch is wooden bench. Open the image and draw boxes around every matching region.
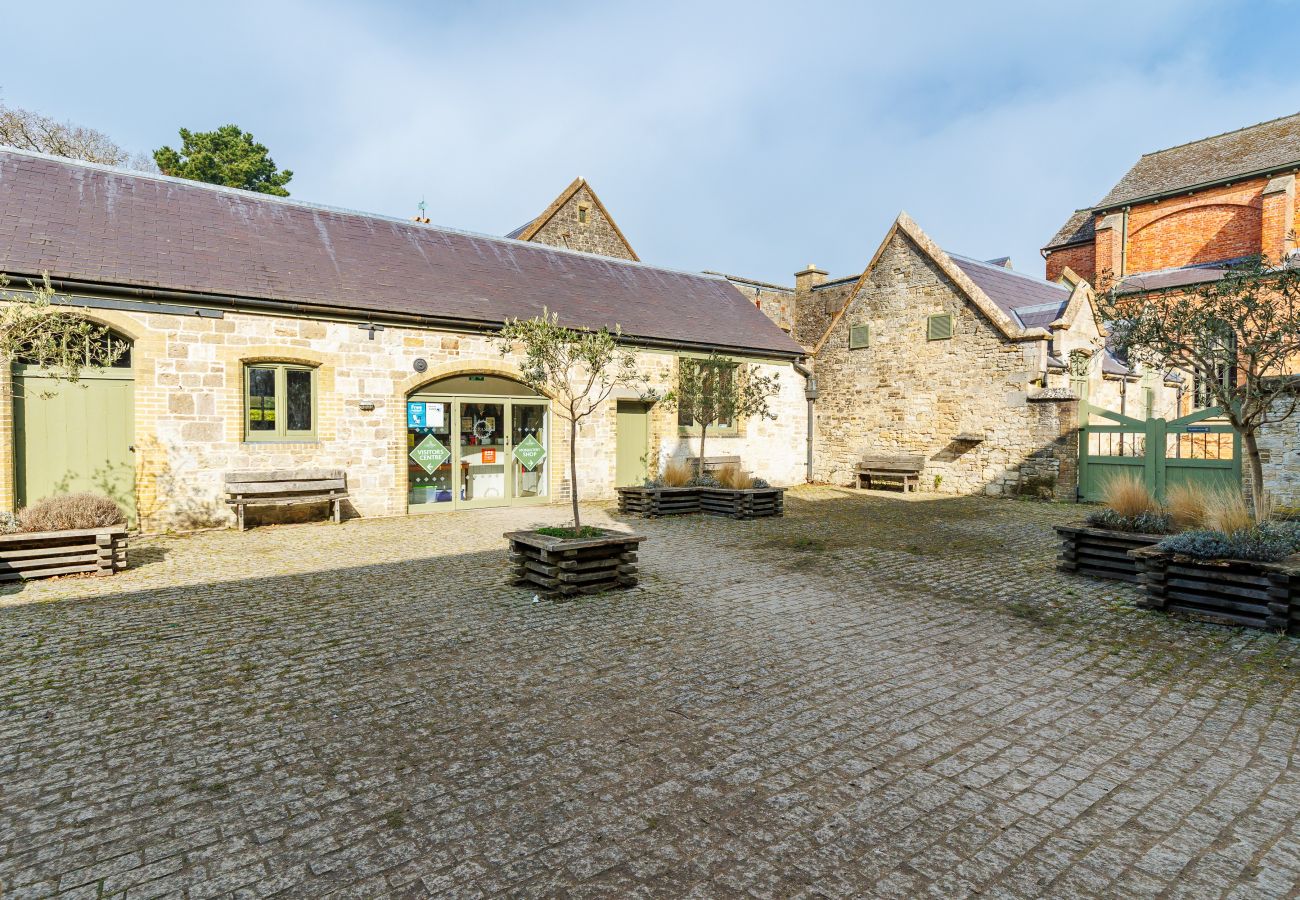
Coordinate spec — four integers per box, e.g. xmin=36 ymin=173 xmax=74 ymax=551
xmin=225 ymin=469 xmax=348 ymax=531
xmin=855 ymin=454 xmax=925 ymax=492
xmin=687 ymin=455 xmax=742 ymax=474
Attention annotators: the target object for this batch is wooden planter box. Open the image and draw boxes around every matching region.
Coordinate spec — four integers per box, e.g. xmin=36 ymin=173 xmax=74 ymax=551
xmin=699 ymin=487 xmax=786 ymax=519
xmin=0 ymin=526 xmax=128 ymax=582
xmin=1055 ymin=524 xmax=1166 ymax=583
xmin=616 ymin=486 xmax=700 ymax=518
xmin=1129 ymin=547 xmax=1300 ymax=632
xmin=506 ymin=529 xmax=644 ymax=597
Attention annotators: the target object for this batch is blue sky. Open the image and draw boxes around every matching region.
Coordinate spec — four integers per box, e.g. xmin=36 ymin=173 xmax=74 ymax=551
xmin=4 ymin=0 xmax=1298 ymax=284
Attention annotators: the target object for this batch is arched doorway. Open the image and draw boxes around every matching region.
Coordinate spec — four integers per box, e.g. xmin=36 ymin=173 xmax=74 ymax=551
xmin=13 ymin=330 xmax=136 ymax=520
xmin=406 ymin=374 xmax=550 ymax=512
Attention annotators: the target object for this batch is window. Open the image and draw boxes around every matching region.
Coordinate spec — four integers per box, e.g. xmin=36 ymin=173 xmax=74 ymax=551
xmin=927 ymin=313 xmax=954 ymax=341
xmin=577 ymin=203 xmax=590 ymax=225
xmin=676 ymin=358 xmax=738 ymax=436
xmin=848 ymin=323 xmax=870 ymax=350
xmin=1192 ymin=331 xmax=1237 ymax=409
xmin=245 ymin=363 xmax=317 ymax=441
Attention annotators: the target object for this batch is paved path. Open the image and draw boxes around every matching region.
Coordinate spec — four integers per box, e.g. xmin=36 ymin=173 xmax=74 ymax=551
xmin=3 ymin=487 xmax=1300 ymax=898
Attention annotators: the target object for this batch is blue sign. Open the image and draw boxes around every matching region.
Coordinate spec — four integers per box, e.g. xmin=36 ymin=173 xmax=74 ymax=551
xmin=1185 ymin=425 xmax=1211 ymax=434
xmin=407 ymin=402 xmax=427 ymax=428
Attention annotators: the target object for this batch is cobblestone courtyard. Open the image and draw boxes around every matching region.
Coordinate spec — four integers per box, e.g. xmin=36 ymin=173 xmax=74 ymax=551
xmin=4 ymin=486 xmax=1300 ymax=898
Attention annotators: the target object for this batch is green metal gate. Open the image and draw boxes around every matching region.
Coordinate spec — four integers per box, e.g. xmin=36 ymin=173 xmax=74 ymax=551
xmin=13 ymin=363 xmax=136 ymax=520
xmin=1078 ymin=402 xmax=1241 ymax=502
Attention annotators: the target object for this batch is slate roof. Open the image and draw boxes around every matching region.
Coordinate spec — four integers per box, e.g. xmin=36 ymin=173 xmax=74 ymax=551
xmin=1115 ymin=261 xmax=1237 ymax=294
xmin=1043 ymin=208 xmax=1096 ymax=251
xmin=947 ymin=254 xmax=1071 ymax=329
xmin=0 ymin=149 xmax=801 ymax=358
xmin=1097 ymin=111 xmax=1300 ymax=209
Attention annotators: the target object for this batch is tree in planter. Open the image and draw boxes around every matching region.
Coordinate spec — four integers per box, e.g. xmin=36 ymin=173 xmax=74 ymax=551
xmin=0 ymin=272 xmax=126 ymax=385
xmin=668 ymin=353 xmax=780 ymax=479
xmin=496 ymin=311 xmax=649 ymax=533
xmin=1095 ymin=253 xmax=1300 ymax=521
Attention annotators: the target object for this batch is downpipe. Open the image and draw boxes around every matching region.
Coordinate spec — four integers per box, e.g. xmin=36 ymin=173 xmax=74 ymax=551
xmin=792 ymin=360 xmax=817 ymax=483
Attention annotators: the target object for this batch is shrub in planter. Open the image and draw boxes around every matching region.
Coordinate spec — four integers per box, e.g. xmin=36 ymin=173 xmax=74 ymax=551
xmin=0 ymin=493 xmax=128 ymax=582
xmin=1058 ymin=474 xmax=1174 ymax=582
xmin=1155 ymin=522 xmax=1300 ymax=563
xmin=17 ymin=493 xmax=125 ymax=533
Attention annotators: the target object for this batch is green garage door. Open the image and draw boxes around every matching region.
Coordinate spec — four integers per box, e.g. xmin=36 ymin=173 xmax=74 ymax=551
xmin=13 ymin=364 xmax=136 ymax=521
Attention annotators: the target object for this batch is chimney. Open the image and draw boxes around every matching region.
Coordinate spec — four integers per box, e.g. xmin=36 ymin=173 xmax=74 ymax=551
xmin=1262 ymin=174 xmax=1296 ymax=265
xmin=794 ymin=264 xmax=828 ymax=295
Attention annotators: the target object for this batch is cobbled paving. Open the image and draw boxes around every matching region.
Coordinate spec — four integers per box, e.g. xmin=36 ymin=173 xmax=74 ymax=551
xmin=3 ymin=486 xmax=1300 ymax=898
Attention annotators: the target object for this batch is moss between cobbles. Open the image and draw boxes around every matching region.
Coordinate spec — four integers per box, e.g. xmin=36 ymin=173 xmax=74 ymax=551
xmin=716 ymin=485 xmax=1300 ymax=701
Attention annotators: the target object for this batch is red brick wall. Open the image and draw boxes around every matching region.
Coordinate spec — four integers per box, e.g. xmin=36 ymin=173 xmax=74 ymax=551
xmin=1125 ymin=180 xmax=1265 ymax=274
xmin=1045 ymin=243 xmax=1095 ymax=283
xmin=1045 ymin=174 xmax=1300 ymax=284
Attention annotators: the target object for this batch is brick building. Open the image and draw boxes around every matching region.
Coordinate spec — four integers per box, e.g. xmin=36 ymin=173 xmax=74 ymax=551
xmin=1042 ymin=112 xmax=1300 ymax=286
xmin=0 ymin=150 xmax=807 ymax=530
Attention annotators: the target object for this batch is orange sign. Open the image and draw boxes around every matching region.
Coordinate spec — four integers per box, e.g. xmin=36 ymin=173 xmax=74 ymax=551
xmin=481 ymin=448 xmax=496 ymax=463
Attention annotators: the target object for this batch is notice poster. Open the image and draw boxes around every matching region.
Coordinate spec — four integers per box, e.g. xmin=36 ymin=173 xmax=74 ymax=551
xmin=430 ymin=403 xmax=445 ymax=429
xmin=407 ymin=402 xmax=426 ymax=429
xmin=482 ymin=448 xmax=497 ymax=463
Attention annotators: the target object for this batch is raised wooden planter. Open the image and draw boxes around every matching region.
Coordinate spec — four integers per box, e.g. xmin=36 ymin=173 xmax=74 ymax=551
xmin=1055 ymin=524 xmax=1166 ymax=583
xmin=616 ymin=486 xmax=700 ymax=518
xmin=506 ymin=529 xmax=644 ymax=597
xmin=1129 ymin=546 xmax=1300 ymax=632
xmin=616 ymin=486 xmax=785 ymax=520
xmin=0 ymin=526 xmax=128 ymax=582
xmin=699 ymin=487 xmax=786 ymax=519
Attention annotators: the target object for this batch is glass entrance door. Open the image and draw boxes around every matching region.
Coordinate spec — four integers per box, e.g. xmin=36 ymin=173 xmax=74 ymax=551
xmin=511 ymin=401 xmax=549 ymax=503
xmin=457 ymin=400 xmax=507 ymax=508
xmin=408 ymin=391 xmax=550 ymax=513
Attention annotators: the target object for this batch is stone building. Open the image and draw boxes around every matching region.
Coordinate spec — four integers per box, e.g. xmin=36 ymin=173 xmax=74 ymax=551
xmin=505 ymin=177 xmax=639 ymax=261
xmin=1042 ymin=111 xmax=1299 ymax=286
xmin=792 ymin=212 xmax=1118 ymax=498
xmin=0 ymin=150 xmax=807 ymax=530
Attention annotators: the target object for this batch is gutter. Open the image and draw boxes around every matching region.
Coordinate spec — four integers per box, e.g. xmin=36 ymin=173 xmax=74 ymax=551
xmin=792 ymin=359 xmax=817 ymax=483
xmin=29 ymin=275 xmax=805 ymax=362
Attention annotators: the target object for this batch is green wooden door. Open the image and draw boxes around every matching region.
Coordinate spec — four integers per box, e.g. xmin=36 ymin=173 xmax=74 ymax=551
xmin=13 ymin=365 xmax=136 ymax=521
xmin=615 ymin=402 xmax=650 ymax=488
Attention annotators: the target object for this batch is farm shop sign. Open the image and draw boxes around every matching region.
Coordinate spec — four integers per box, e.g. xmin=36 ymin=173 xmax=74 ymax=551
xmin=512 ymin=434 xmax=546 ymax=470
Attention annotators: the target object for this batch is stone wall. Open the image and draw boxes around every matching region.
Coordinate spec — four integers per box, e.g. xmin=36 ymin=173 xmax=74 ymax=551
xmin=807 ymin=231 xmax=1077 ymax=498
xmin=527 ymin=185 xmax=637 ymax=260
xmin=0 ymin=304 xmax=806 ymax=531
xmin=723 ymin=279 xmax=798 ymax=336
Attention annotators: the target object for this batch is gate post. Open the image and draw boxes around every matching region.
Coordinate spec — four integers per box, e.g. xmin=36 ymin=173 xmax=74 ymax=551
xmin=1147 ymin=417 xmax=1167 ymax=501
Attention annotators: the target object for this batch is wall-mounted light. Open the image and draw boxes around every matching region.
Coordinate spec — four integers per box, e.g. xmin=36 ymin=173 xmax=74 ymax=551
xmin=359 ymin=400 xmax=376 ymax=412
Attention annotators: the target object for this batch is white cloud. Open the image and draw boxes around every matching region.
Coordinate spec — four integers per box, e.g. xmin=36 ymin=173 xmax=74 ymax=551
xmin=4 ymin=0 xmax=1298 ymax=283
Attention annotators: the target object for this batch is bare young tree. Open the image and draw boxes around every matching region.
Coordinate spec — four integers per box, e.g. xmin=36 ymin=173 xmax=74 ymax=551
xmin=496 ymin=310 xmax=649 ymax=532
xmin=0 ymin=273 xmax=125 ymax=386
xmin=0 ymin=100 xmax=128 ymax=165
xmin=667 ymin=353 xmax=779 ymax=478
xmin=1096 ymin=254 xmax=1300 ymax=520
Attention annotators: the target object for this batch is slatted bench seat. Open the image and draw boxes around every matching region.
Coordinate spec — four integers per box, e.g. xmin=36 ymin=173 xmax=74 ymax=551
xmin=225 ymin=469 xmax=348 ymax=531
xmin=687 ymin=455 xmax=742 ymax=474
xmin=855 ymin=454 xmax=925 ymax=493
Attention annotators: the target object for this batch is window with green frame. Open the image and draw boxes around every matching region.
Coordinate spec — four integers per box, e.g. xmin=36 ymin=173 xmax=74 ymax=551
xmin=927 ymin=313 xmax=954 ymax=341
xmin=676 ymin=357 xmax=739 ymax=436
xmin=245 ymin=363 xmax=317 ymax=441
